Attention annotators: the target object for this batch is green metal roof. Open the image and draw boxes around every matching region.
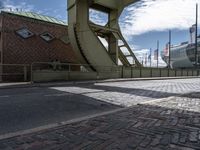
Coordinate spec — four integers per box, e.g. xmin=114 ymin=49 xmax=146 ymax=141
xmin=3 ymin=11 xmax=67 ymax=26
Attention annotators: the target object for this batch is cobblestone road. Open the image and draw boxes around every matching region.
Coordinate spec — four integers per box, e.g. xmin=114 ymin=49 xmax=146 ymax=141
xmin=52 ymin=78 xmax=200 ymax=106
xmin=1 ymin=78 xmax=200 ymax=150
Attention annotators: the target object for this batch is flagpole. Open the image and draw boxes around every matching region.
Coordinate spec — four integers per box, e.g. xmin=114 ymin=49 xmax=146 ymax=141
xmin=150 ymin=48 xmax=152 ymax=68
xmin=168 ymin=30 xmax=171 ymax=69
xmin=195 ymin=3 xmax=198 ymax=67
xmin=157 ymin=40 xmax=159 ymax=68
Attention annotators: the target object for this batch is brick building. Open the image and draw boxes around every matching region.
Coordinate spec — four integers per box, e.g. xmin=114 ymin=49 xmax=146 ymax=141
xmin=0 ymin=11 xmax=79 ymax=81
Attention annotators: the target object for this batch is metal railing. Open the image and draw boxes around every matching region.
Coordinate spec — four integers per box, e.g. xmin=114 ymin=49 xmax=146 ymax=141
xmin=30 ymin=62 xmax=200 ymax=82
xmin=0 ymin=64 xmax=30 ymax=82
xmin=30 ymin=62 xmax=120 ymax=73
xmin=0 ymin=62 xmax=199 ymax=83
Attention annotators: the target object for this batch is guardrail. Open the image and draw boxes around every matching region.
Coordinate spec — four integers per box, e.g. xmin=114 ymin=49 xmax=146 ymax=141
xmin=0 ymin=64 xmax=30 ymax=82
xmin=30 ymin=62 xmax=200 ymax=82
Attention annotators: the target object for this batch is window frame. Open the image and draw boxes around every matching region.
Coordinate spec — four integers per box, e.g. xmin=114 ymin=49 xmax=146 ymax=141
xmin=40 ymin=32 xmax=55 ymax=42
xmin=16 ymin=27 xmax=34 ymax=39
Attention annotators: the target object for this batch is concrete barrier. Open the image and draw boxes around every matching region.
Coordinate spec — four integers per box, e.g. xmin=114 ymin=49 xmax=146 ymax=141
xmin=32 ymin=67 xmax=199 ymax=82
xmin=141 ymin=68 xmax=151 ymax=78
xmin=188 ymin=70 xmax=193 ymax=76
xmin=69 ymin=72 xmax=97 ymax=80
xmin=176 ymin=70 xmax=182 ymax=76
xmin=193 ymin=70 xmax=198 ymax=76
xmin=182 ymin=70 xmax=188 ymax=76
xmin=33 ymin=70 xmax=69 ymax=82
xmin=152 ymin=68 xmax=160 ymax=77
xmin=123 ymin=67 xmax=132 ymax=78
xmin=161 ymin=69 xmax=168 ymax=77
xmin=98 ymin=72 xmax=120 ymax=79
xmin=169 ymin=70 xmax=176 ymax=77
xmin=132 ymin=68 xmax=141 ymax=78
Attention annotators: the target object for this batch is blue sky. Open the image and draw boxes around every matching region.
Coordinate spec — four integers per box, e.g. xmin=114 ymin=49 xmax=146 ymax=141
xmin=1 ymin=0 xmax=200 ymax=66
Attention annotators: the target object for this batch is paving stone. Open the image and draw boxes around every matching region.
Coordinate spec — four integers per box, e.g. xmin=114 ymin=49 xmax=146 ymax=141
xmin=199 ymin=131 xmax=200 ymax=140
xmin=139 ymin=136 xmax=152 ymax=147
xmin=189 ymin=131 xmax=198 ymax=142
xmin=150 ymin=135 xmax=162 ymax=146
xmin=160 ymin=134 xmax=171 ymax=146
xmin=169 ymin=144 xmax=195 ymax=150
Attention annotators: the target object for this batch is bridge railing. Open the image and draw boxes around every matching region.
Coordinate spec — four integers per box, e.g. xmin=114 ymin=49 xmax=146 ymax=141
xmin=30 ymin=62 xmax=200 ymax=82
xmin=0 ymin=64 xmax=30 ymax=82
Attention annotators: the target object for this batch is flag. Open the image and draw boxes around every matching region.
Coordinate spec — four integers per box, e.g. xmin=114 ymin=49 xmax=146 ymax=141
xmin=164 ymin=42 xmax=170 ymax=57
xmin=189 ymin=24 xmax=196 ymax=44
xmin=154 ymin=49 xmax=158 ymax=60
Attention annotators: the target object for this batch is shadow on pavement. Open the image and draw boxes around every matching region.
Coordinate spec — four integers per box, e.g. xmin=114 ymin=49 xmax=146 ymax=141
xmin=74 ymin=84 xmax=179 ymax=99
xmin=0 ymin=87 xmax=121 ymax=135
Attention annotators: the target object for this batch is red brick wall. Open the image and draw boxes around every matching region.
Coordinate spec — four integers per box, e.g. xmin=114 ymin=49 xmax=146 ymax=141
xmin=0 ymin=12 xmax=80 ymax=81
xmin=1 ymin=12 xmax=79 ymax=65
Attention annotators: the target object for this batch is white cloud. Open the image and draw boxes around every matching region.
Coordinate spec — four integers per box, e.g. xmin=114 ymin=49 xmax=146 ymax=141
xmin=120 ymin=0 xmax=200 ymax=35
xmin=134 ymin=49 xmax=167 ymax=67
xmin=89 ymin=8 xmax=108 ymax=26
xmin=1 ymin=0 xmax=34 ymax=12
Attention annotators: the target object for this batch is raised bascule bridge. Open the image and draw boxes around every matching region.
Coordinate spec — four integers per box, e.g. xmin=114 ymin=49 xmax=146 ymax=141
xmin=29 ymin=0 xmax=200 ymax=82
xmin=67 ymin=0 xmax=142 ymax=72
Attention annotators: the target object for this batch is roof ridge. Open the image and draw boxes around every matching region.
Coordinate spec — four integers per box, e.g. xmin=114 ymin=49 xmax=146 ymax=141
xmin=1 ymin=11 xmax=67 ymax=26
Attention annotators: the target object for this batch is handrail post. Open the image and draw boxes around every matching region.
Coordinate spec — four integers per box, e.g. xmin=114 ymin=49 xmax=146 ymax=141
xmin=175 ymin=69 xmax=177 ymax=77
xmin=160 ymin=68 xmax=162 ymax=77
xmin=131 ymin=66 xmax=133 ymax=78
xmin=68 ymin=64 xmax=71 ymax=81
xmin=30 ymin=63 xmax=34 ymax=84
xmin=168 ymin=68 xmax=170 ymax=77
xmin=0 ymin=64 xmax=2 ymax=82
xmin=23 ymin=65 xmax=27 ymax=82
xmin=121 ymin=66 xmax=124 ymax=78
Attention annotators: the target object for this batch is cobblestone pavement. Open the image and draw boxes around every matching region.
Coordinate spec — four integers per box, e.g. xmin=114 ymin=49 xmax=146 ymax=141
xmin=1 ymin=90 xmax=200 ymax=149
xmin=51 ymin=78 xmax=200 ymax=106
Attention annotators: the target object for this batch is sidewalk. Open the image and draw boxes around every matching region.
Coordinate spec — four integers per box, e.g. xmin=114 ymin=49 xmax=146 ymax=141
xmin=0 ymin=92 xmax=200 ymax=149
xmin=0 ymin=76 xmax=198 ymax=89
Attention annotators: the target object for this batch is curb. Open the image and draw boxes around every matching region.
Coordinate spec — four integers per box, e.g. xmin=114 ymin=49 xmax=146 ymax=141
xmin=0 ymin=76 xmax=199 ymax=89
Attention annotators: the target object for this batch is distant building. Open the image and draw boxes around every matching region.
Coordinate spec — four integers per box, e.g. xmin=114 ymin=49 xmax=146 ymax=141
xmin=0 ymin=11 xmax=79 ymax=81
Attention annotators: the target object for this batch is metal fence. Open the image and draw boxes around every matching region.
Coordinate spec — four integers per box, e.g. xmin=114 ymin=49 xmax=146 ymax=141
xmin=30 ymin=62 xmax=120 ymax=73
xmin=0 ymin=62 xmax=199 ymax=82
xmin=0 ymin=64 xmax=30 ymax=82
xmin=30 ymin=62 xmax=200 ymax=82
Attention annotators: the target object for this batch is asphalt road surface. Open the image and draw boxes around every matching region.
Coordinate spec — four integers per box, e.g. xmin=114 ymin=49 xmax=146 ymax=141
xmin=0 ymin=86 xmax=120 ymax=135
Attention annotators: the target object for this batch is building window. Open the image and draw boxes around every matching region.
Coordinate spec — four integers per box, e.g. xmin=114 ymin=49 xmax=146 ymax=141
xmin=40 ymin=32 xmax=54 ymax=42
xmin=16 ymin=28 xmax=34 ymax=39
